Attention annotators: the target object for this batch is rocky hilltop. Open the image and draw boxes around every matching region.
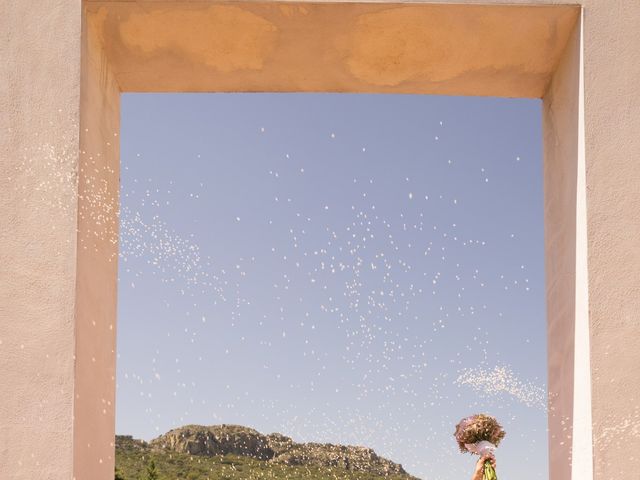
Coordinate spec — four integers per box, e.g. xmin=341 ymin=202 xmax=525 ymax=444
xmin=116 ymin=424 xmax=419 ymax=479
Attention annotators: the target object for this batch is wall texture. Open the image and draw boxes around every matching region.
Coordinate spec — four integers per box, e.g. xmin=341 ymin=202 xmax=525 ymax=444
xmin=73 ymin=7 xmax=121 ymax=479
xmin=580 ymin=2 xmax=640 ymax=478
xmin=1 ymin=2 xmax=80 ymax=479
xmin=542 ymin=19 xmax=582 ymax=480
xmin=1 ymin=1 xmax=639 ymax=480
xmin=85 ymin=2 xmax=578 ymax=97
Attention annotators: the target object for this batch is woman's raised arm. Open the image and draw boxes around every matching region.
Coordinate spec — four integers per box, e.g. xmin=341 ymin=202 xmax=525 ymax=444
xmin=471 ymin=454 xmax=496 ymax=480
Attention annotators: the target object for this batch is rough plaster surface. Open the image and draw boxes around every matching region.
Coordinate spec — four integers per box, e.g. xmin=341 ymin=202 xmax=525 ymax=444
xmin=73 ymin=9 xmax=121 ymax=479
xmin=87 ymin=2 xmax=578 ymax=97
xmin=1 ymin=1 xmax=80 ymax=479
xmin=542 ymin=20 xmax=582 ymax=480
xmin=2 ymin=1 xmax=639 ymax=479
xmin=580 ymin=3 xmax=640 ymax=478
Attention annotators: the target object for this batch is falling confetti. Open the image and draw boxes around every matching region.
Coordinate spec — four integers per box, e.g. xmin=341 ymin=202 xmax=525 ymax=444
xmin=109 ymin=93 xmax=546 ymax=480
xmin=455 ymin=365 xmax=547 ymax=410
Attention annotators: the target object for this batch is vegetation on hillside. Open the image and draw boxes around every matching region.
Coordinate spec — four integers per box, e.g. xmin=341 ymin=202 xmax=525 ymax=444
xmin=115 ymin=427 xmax=420 ymax=480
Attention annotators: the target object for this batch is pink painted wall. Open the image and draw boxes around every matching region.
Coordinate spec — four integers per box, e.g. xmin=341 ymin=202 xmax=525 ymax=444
xmin=1 ymin=2 xmax=80 ymax=478
xmin=1 ymin=2 xmax=639 ymax=480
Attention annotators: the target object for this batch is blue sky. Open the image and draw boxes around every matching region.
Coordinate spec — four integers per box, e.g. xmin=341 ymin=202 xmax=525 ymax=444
xmin=117 ymin=93 xmax=547 ymax=480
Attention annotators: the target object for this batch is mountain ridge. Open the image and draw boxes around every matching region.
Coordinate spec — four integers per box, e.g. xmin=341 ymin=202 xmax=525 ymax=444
xmin=116 ymin=423 xmax=421 ymax=479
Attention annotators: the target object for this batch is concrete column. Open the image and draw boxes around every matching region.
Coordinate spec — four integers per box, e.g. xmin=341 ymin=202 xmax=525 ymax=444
xmin=0 ymin=2 xmax=81 ymax=479
xmin=542 ymin=16 xmax=583 ymax=480
xmin=582 ymin=2 xmax=640 ymax=478
xmin=73 ymin=5 xmax=121 ymax=479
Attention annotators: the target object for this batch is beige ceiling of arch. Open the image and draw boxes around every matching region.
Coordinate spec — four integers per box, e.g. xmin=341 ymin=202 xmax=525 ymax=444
xmin=85 ymin=2 xmax=579 ymax=97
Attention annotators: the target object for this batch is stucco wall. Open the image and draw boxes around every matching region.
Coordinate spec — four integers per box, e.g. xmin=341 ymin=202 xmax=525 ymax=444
xmin=1 ymin=1 xmax=639 ymax=480
xmin=1 ymin=2 xmax=80 ymax=479
xmin=580 ymin=2 xmax=640 ymax=477
xmin=73 ymin=8 xmax=121 ymax=479
xmin=86 ymin=2 xmax=578 ymax=98
xmin=542 ymin=19 xmax=582 ymax=480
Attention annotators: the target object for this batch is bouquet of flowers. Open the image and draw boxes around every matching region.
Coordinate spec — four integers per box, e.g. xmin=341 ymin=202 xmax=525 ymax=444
xmin=454 ymin=413 xmax=506 ymax=480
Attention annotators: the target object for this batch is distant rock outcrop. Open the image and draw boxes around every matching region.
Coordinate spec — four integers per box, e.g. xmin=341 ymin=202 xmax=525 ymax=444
xmin=271 ymin=441 xmax=408 ymax=477
xmin=121 ymin=423 xmax=415 ymax=478
xmin=150 ymin=424 xmax=275 ymax=460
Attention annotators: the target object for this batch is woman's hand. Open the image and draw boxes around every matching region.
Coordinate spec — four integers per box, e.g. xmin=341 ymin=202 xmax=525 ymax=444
xmin=471 ymin=454 xmax=496 ymax=480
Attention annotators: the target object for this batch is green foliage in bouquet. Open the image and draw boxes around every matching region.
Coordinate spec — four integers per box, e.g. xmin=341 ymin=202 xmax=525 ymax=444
xmin=484 ymin=459 xmax=498 ymax=480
